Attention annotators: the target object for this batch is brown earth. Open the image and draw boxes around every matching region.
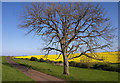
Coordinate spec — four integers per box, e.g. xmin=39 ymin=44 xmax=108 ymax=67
xmin=7 ymin=56 xmax=69 ymax=83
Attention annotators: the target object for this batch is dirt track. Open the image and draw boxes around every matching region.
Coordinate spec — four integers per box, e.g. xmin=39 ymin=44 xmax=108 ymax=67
xmin=7 ymin=56 xmax=68 ymax=83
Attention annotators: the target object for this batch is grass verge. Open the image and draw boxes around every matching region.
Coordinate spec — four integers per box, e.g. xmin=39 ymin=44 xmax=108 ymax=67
xmin=2 ymin=56 xmax=34 ymax=81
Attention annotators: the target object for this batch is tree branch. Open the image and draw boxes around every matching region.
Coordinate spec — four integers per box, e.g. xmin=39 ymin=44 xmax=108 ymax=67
xmin=43 ymin=47 xmax=62 ymax=53
xmin=68 ymin=53 xmax=103 ymax=61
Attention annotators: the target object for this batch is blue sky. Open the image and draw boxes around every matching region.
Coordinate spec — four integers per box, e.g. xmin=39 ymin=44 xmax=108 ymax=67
xmin=2 ymin=2 xmax=118 ymax=56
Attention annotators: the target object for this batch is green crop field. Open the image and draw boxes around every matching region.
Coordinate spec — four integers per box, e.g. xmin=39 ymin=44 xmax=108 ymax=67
xmin=2 ymin=56 xmax=34 ymax=81
xmin=13 ymin=58 xmax=119 ymax=82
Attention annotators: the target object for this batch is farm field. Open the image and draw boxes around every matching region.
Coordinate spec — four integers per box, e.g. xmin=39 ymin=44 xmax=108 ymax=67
xmin=2 ymin=56 xmax=34 ymax=81
xmin=13 ymin=58 xmax=118 ymax=81
xmin=14 ymin=51 xmax=120 ymax=63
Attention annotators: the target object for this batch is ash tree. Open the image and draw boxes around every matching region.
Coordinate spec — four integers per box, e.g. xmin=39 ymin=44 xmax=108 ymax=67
xmin=20 ymin=2 xmax=115 ymax=75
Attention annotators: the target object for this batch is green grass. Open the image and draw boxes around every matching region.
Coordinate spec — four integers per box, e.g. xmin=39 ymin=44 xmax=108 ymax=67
xmin=2 ymin=56 xmax=34 ymax=81
xmin=13 ymin=58 xmax=118 ymax=82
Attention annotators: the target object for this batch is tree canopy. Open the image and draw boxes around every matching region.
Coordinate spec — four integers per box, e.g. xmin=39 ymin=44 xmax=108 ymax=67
xmin=20 ymin=2 xmax=116 ymax=75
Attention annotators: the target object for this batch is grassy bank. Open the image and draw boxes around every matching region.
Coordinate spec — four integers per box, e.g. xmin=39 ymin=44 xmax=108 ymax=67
xmin=13 ymin=58 xmax=118 ymax=82
xmin=2 ymin=56 xmax=34 ymax=81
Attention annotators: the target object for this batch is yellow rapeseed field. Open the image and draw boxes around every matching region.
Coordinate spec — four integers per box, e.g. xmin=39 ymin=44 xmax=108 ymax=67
xmin=14 ymin=52 xmax=120 ymax=63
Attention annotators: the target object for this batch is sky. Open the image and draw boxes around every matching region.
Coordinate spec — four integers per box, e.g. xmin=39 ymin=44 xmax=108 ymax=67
xmin=1 ymin=2 xmax=118 ymax=56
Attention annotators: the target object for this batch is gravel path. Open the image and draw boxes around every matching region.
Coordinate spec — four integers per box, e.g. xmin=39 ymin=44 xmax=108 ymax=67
xmin=7 ymin=56 xmax=68 ymax=83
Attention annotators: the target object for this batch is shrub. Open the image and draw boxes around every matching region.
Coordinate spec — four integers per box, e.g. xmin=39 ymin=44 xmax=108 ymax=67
xmin=38 ymin=58 xmax=45 ymax=62
xmin=92 ymin=63 xmax=108 ymax=69
xmin=75 ymin=63 xmax=81 ymax=67
xmin=100 ymin=64 xmax=110 ymax=70
xmin=92 ymin=64 xmax=99 ymax=69
xmin=54 ymin=61 xmax=59 ymax=64
xmin=58 ymin=61 xmax=62 ymax=63
xmin=92 ymin=63 xmax=117 ymax=71
xmin=30 ymin=57 xmax=37 ymax=61
xmin=80 ymin=63 xmax=89 ymax=68
xmin=69 ymin=61 xmax=77 ymax=66
xmin=116 ymin=67 xmax=120 ymax=72
xmin=107 ymin=66 xmax=116 ymax=71
xmin=69 ymin=61 xmax=89 ymax=68
xmin=45 ymin=59 xmax=50 ymax=63
xmin=20 ymin=58 xmax=24 ymax=59
xmin=106 ymin=66 xmax=120 ymax=72
xmin=25 ymin=58 xmax=29 ymax=60
xmin=49 ymin=61 xmax=55 ymax=64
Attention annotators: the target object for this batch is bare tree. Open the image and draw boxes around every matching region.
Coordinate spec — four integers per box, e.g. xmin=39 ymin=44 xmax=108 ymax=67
xmin=20 ymin=2 xmax=115 ymax=75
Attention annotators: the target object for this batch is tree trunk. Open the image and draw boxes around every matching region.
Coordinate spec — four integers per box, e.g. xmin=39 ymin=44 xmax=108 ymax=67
xmin=63 ymin=52 xmax=69 ymax=75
